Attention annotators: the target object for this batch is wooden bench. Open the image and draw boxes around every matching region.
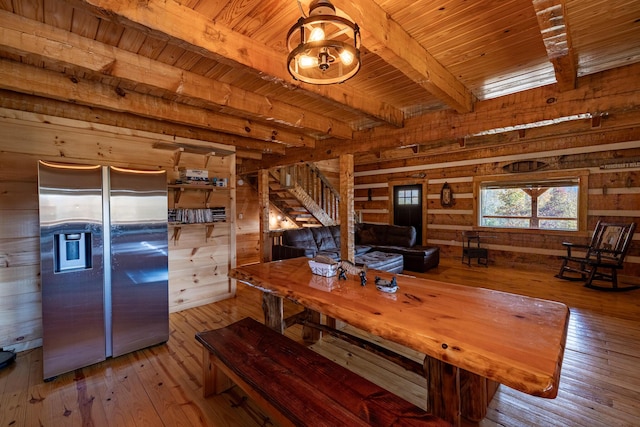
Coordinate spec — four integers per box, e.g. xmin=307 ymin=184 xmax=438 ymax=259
xmin=195 ymin=317 xmax=451 ymax=427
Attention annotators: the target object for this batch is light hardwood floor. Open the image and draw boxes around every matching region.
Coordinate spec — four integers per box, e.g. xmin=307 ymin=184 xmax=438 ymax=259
xmin=1 ymin=257 xmax=639 ymax=427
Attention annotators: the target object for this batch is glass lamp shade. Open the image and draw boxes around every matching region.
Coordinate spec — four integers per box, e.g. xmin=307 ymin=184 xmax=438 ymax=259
xmin=286 ymin=15 xmax=361 ymax=85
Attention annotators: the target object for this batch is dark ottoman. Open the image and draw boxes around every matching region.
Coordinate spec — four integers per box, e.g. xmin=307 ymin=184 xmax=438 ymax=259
xmin=355 ymin=251 xmax=404 ymax=274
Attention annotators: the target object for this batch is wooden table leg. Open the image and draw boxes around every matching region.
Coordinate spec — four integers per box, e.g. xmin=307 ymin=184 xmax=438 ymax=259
xmin=425 ymin=356 xmax=461 ymax=426
xmin=262 ymin=292 xmax=284 ymax=333
xmin=460 ymin=370 xmax=488 ymax=422
xmin=302 ymin=309 xmax=322 ymax=343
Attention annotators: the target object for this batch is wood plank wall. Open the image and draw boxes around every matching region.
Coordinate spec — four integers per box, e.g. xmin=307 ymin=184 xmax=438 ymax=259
xmin=354 ymin=136 xmax=640 ymax=279
xmin=235 ymin=183 xmax=298 ymax=267
xmin=0 ymin=110 xmax=236 ymax=353
xmin=236 ymin=185 xmax=261 ymax=267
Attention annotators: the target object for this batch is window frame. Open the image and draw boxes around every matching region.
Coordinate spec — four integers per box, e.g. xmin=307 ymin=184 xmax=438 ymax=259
xmin=472 ymin=171 xmax=589 ymax=234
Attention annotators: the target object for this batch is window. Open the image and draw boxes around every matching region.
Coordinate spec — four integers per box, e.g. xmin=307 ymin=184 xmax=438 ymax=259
xmin=396 ymin=188 xmax=420 ymax=205
xmin=477 ymin=174 xmax=586 ymax=231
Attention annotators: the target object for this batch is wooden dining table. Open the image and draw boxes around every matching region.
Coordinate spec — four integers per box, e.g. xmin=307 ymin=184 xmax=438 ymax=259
xmin=229 ymin=257 xmax=570 ymax=426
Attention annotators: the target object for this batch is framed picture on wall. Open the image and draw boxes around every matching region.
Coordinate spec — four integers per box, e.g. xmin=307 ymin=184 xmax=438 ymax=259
xmin=440 ymin=182 xmax=454 ymax=208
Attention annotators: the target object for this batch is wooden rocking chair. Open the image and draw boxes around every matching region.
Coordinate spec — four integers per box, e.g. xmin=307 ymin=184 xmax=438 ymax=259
xmin=556 ymin=221 xmax=637 ymax=291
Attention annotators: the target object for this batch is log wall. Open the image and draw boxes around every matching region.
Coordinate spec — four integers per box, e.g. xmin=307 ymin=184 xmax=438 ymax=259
xmin=0 ymin=110 xmax=236 ymax=352
xmin=354 ymin=136 xmax=640 ymax=279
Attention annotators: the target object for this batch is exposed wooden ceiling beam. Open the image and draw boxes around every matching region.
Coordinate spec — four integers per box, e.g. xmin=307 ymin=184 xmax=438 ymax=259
xmin=77 ymin=0 xmax=405 ymax=127
xmin=250 ymin=122 xmax=640 ymax=173
xmin=354 ymin=108 xmax=640 ymax=164
xmin=332 ymin=0 xmax=475 ymax=113
xmin=532 ymin=0 xmax=577 ymax=91
xmin=0 ymin=10 xmax=352 ymax=141
xmin=0 ymin=59 xmax=310 ymax=147
xmin=0 ymin=89 xmax=283 ymax=156
xmin=250 ymin=62 xmax=640 ymax=168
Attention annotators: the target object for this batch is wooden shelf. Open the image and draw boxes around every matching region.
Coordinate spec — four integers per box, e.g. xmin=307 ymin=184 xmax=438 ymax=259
xmin=168 ymin=182 xmax=229 ymax=243
xmin=169 ymin=222 xmax=221 ymax=244
xmin=169 ymin=184 xmax=228 ymax=206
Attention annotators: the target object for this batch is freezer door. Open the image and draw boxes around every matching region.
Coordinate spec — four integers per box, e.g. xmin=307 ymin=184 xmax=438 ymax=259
xmin=38 ymin=161 xmax=105 ymax=380
xmin=109 ymin=167 xmax=169 ymax=357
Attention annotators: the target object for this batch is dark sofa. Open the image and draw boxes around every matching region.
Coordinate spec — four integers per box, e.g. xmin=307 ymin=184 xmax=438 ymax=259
xmin=272 ymin=223 xmax=439 ymax=273
xmin=356 ymin=223 xmax=440 ymax=272
xmin=272 ymin=225 xmax=402 ymax=270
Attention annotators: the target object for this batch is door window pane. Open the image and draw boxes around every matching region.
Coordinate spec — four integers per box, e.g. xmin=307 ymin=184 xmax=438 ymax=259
xmin=397 ymin=189 xmax=419 ymax=205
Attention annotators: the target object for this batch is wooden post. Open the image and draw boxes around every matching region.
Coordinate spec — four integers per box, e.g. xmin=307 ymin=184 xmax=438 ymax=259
xmin=258 ymin=169 xmax=271 ymax=263
xmin=329 ymin=154 xmax=355 ymax=332
xmin=339 ymin=154 xmax=354 ymax=263
xmin=228 ymin=153 xmax=237 ymax=295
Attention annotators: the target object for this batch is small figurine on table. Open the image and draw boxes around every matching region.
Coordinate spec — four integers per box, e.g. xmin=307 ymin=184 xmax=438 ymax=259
xmin=359 ymin=270 xmax=367 ymax=286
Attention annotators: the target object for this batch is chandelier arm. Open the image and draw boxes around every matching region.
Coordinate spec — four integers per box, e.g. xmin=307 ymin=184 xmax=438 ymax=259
xmin=297 ymin=1 xmax=307 ymax=18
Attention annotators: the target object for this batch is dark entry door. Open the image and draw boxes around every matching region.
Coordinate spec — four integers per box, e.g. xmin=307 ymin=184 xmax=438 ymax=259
xmin=393 ymin=184 xmax=422 ymax=245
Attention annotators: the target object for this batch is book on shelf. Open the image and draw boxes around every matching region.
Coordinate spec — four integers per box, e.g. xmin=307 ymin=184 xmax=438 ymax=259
xmin=168 ymin=208 xmax=226 ymax=223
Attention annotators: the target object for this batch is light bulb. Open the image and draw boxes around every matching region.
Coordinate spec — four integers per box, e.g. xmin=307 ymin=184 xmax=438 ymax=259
xmin=308 ymin=26 xmax=325 ymax=42
xmin=339 ymin=50 xmax=354 ymax=65
xmin=298 ymin=55 xmax=318 ymax=69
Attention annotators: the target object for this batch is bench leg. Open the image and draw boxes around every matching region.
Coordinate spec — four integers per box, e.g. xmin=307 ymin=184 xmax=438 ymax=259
xmin=202 ymin=347 xmax=233 ymax=397
xmin=425 ymin=356 xmax=461 ymax=426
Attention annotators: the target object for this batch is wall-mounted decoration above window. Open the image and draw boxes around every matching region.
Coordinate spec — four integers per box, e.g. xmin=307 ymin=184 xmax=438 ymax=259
xmin=502 ymin=160 xmax=548 ymax=173
xmin=599 ymin=160 xmax=640 ymax=170
xmin=440 ymin=182 xmax=454 ymax=208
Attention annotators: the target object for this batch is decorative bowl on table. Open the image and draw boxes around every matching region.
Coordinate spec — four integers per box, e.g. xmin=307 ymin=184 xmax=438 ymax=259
xmin=308 ymin=256 xmax=339 ymax=277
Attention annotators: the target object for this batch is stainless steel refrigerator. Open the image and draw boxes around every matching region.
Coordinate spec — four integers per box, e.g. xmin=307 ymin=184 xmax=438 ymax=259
xmin=38 ymin=161 xmax=169 ymax=380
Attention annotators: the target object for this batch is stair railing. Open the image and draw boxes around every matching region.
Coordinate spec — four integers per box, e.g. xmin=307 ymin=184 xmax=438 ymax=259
xmin=277 ymin=163 xmax=340 ymax=225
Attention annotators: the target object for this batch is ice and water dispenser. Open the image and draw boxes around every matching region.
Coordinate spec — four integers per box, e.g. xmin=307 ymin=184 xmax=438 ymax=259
xmin=54 ymin=232 xmax=92 ymax=272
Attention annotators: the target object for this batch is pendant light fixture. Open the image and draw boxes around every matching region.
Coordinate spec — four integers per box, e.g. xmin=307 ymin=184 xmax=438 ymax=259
xmin=286 ymin=0 xmax=361 ymax=85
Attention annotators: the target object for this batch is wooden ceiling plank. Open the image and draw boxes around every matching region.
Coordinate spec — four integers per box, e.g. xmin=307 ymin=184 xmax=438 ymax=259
xmin=333 ymin=0 xmax=475 ymax=113
xmin=117 ymin=26 xmax=147 ymax=52
xmin=236 ymin=0 xmax=297 ymax=46
xmin=94 ymin=17 xmax=125 ymax=46
xmin=0 ymin=1 xmax=13 ymax=12
xmin=532 ymin=0 xmax=577 ymax=91
xmin=77 ymin=0 xmax=405 ymax=127
xmin=43 ymin=0 xmax=73 ymax=30
xmin=70 ymin=3 xmax=101 ymax=39
xmin=12 ymin=0 xmax=42 ymax=21
xmin=0 ymin=10 xmax=351 ymax=140
xmin=0 ymin=59 xmax=309 ymax=147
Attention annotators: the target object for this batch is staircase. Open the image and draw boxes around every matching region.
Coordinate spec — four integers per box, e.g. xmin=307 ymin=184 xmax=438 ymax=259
xmin=247 ymin=163 xmax=340 ymax=227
